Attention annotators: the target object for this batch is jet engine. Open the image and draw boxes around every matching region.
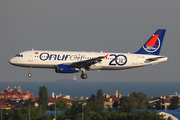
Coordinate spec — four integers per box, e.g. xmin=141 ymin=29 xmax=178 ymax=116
xmin=55 ymin=64 xmax=79 ymax=73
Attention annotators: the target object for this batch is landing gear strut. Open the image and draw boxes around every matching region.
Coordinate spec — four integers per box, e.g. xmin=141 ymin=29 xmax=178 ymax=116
xmin=28 ymin=67 xmax=32 ymax=77
xmin=80 ymin=68 xmax=88 ymax=79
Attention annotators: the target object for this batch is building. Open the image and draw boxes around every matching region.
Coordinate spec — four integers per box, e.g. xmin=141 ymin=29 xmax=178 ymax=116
xmin=0 ymin=99 xmax=16 ymax=109
xmin=0 ymin=86 xmax=33 ymax=109
xmin=0 ymin=86 xmax=33 ymax=100
xmin=104 ymin=90 xmax=123 ymax=108
xmin=31 ymin=91 xmax=74 ymax=107
xmin=149 ymin=94 xmax=177 ymax=110
xmin=31 ymin=96 xmax=74 ymax=107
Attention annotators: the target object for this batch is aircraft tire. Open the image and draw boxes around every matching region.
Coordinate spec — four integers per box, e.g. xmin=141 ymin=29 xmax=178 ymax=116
xmin=81 ymin=74 xmax=87 ymax=79
xmin=28 ymin=73 xmax=32 ymax=77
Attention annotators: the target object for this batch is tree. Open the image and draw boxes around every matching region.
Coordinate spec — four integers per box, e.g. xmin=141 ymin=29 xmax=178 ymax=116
xmin=171 ymin=96 xmax=179 ymax=104
xmin=120 ymin=91 xmax=149 ymax=111
xmin=96 ymin=89 xmax=104 ymax=112
xmin=113 ymin=101 xmax=119 ymax=108
xmin=120 ymin=96 xmax=135 ymax=112
xmin=161 ymin=98 xmax=165 ymax=110
xmin=48 ymin=98 xmax=70 ymax=111
xmin=155 ymin=100 xmax=161 ymax=110
xmin=129 ymin=91 xmax=149 ymax=109
xmin=38 ymin=86 xmax=49 ymax=109
xmin=2 ymin=109 xmax=14 ymax=120
xmin=86 ymin=94 xmax=97 ymax=111
xmin=86 ymin=90 xmax=104 ymax=112
xmin=71 ymin=98 xmax=82 ymax=113
xmin=168 ymin=96 xmax=179 ymax=110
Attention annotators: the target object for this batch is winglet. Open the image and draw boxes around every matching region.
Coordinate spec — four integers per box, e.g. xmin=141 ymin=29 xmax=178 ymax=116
xmin=104 ymin=54 xmax=109 ymax=59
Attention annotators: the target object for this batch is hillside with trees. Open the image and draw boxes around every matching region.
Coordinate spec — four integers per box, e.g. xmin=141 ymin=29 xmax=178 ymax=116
xmin=0 ymin=86 xmax=171 ymax=120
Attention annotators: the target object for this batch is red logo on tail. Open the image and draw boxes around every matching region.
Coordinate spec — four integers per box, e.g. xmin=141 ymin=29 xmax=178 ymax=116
xmin=145 ymin=35 xmax=159 ymax=47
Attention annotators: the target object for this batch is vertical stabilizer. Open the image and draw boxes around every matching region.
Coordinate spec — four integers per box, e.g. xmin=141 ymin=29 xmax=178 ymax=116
xmin=135 ymin=29 xmax=166 ymax=55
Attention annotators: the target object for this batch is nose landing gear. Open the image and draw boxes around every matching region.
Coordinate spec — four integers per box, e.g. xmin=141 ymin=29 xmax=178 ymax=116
xmin=28 ymin=67 xmax=32 ymax=77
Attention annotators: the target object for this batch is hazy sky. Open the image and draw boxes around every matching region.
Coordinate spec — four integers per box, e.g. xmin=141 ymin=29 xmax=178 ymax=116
xmin=1 ymin=0 xmax=180 ymax=82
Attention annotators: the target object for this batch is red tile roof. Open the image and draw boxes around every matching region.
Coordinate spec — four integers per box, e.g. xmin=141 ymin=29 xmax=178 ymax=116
xmin=31 ymin=96 xmax=74 ymax=103
xmin=105 ymin=96 xmax=121 ymax=102
xmin=0 ymin=87 xmax=33 ymax=100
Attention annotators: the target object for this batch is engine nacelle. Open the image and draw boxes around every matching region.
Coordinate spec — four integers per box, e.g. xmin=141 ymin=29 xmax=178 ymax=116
xmin=55 ymin=64 xmax=79 ymax=73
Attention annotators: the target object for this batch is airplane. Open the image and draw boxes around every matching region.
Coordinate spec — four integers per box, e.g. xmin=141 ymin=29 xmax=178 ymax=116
xmin=9 ymin=29 xmax=168 ymax=79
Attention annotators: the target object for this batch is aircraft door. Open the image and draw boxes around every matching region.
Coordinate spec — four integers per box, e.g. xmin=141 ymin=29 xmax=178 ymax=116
xmin=28 ymin=51 xmax=33 ymax=62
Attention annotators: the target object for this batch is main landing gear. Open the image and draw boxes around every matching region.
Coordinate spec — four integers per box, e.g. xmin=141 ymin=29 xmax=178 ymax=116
xmin=28 ymin=67 xmax=32 ymax=77
xmin=81 ymin=73 xmax=87 ymax=79
xmin=80 ymin=68 xmax=88 ymax=79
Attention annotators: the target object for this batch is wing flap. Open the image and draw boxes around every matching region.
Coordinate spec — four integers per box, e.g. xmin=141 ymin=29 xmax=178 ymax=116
xmin=71 ymin=56 xmax=104 ymax=68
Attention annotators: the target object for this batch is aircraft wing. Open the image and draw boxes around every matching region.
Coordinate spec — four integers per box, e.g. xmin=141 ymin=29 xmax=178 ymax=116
xmin=64 ymin=55 xmax=108 ymax=69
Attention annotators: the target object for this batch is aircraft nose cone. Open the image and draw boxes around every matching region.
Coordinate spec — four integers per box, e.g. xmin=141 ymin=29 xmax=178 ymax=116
xmin=9 ymin=58 xmax=13 ymax=64
xmin=9 ymin=58 xmax=16 ymax=65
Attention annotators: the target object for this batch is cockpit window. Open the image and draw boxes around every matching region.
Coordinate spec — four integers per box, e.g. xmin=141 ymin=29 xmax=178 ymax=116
xmin=15 ymin=54 xmax=23 ymax=57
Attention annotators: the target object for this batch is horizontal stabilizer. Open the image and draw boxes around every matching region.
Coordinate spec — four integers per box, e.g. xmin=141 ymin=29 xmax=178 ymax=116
xmin=145 ymin=57 xmax=166 ymax=62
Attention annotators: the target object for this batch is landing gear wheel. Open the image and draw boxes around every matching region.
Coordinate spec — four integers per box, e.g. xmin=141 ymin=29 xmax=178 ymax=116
xmin=81 ymin=74 xmax=87 ymax=79
xmin=28 ymin=73 xmax=32 ymax=77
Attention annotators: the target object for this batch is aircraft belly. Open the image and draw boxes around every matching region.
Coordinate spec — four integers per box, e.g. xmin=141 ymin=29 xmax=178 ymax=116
xmin=100 ymin=66 xmax=137 ymax=70
xmin=89 ymin=66 xmax=102 ymax=70
xmin=17 ymin=62 xmax=54 ymax=68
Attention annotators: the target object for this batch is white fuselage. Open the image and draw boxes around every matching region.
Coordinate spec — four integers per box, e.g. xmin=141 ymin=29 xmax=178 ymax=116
xmin=9 ymin=50 xmax=168 ymax=70
xmin=9 ymin=29 xmax=168 ymax=79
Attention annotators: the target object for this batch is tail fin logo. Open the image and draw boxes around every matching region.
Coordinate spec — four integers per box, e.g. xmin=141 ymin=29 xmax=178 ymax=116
xmin=143 ymin=35 xmax=160 ymax=52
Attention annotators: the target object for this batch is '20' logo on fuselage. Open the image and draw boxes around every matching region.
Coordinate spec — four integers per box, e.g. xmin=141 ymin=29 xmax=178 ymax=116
xmin=109 ymin=54 xmax=127 ymax=66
